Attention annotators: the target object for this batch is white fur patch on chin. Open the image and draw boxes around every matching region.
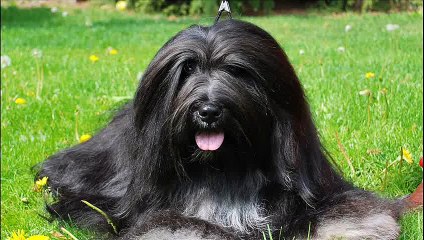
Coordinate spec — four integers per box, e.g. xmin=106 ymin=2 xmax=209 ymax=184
xmin=315 ymin=213 xmax=400 ymax=240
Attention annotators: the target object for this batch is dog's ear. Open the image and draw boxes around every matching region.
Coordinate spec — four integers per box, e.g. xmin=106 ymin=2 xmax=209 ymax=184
xmin=271 ymin=107 xmax=342 ymax=206
xmin=132 ymin=26 xmax=203 ymax=130
xmin=133 ymin=44 xmax=183 ymax=130
xmin=268 ymin=57 xmax=345 ymax=207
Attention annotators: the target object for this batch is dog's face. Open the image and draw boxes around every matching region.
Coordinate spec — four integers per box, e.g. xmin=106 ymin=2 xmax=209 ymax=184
xmin=169 ymin=32 xmax=276 ymax=166
xmin=134 ymin=20 xmax=311 ymax=175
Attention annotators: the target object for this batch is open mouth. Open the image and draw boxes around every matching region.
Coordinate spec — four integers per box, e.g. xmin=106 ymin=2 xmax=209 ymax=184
xmin=195 ymin=131 xmax=225 ymax=151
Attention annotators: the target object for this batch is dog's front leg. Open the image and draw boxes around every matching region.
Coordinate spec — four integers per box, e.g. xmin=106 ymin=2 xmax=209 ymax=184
xmin=313 ymin=190 xmax=402 ymax=240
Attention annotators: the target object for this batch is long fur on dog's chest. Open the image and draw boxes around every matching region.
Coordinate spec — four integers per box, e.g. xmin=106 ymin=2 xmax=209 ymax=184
xmin=181 ymin=186 xmax=268 ymax=233
xmin=171 ymin=169 xmax=270 ymax=233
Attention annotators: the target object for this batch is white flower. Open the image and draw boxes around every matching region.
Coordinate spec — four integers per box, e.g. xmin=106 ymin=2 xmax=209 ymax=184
xmin=386 ymin=24 xmax=400 ymax=31
xmin=51 ymin=7 xmax=58 ymax=13
xmin=359 ymin=89 xmax=371 ymax=96
xmin=32 ymin=48 xmax=43 ymax=58
xmin=62 ymin=11 xmax=68 ymax=17
xmin=345 ymin=25 xmax=352 ymax=32
xmin=1 ymin=55 xmax=11 ymax=69
xmin=299 ymin=49 xmax=305 ymax=55
xmin=337 ymin=46 xmax=345 ymax=53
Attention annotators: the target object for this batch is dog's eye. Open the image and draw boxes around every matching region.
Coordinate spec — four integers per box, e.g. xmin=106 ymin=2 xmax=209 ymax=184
xmin=183 ymin=61 xmax=196 ymax=75
xmin=226 ymin=66 xmax=249 ymax=77
xmin=179 ymin=60 xmax=197 ymax=87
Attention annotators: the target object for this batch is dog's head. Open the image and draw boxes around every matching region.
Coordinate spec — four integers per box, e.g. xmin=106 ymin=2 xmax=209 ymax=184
xmin=133 ymin=20 xmax=340 ymax=203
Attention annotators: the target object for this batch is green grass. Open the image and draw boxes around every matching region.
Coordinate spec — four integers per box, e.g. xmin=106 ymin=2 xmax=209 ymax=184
xmin=1 ymin=5 xmax=423 ymax=240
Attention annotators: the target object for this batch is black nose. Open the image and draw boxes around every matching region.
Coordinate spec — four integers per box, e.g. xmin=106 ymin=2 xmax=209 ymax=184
xmin=198 ymin=104 xmax=222 ymax=124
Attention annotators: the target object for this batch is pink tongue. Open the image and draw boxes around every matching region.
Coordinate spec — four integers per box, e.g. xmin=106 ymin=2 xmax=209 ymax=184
xmin=195 ymin=132 xmax=225 ymax=151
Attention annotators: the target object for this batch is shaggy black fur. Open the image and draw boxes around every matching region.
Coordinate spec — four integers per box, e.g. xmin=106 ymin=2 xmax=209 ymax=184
xmin=37 ymin=20 xmax=405 ymax=239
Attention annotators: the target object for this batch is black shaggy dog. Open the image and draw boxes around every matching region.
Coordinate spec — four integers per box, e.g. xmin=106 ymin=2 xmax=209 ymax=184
xmin=37 ymin=20 xmax=408 ymax=239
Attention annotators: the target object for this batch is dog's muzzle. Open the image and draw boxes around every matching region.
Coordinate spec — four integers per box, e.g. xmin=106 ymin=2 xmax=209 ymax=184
xmin=194 ymin=103 xmax=225 ymax=151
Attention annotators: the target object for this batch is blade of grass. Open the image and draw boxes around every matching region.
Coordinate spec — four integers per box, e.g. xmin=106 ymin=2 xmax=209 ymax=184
xmin=335 ymin=131 xmax=355 ymax=175
xmin=262 ymin=231 xmax=268 ymax=240
xmin=267 ymin=224 xmax=274 ymax=240
xmin=60 ymin=227 xmax=79 ymax=240
xmin=278 ymin=226 xmax=283 ymax=240
xmin=307 ymin=222 xmax=312 ymax=240
xmin=81 ymin=200 xmax=118 ymax=234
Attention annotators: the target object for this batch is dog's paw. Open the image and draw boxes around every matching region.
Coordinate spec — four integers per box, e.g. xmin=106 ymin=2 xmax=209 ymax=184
xmin=315 ymin=213 xmax=400 ymax=240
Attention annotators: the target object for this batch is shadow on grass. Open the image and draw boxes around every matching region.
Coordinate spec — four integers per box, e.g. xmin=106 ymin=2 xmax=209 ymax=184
xmin=1 ymin=6 xmax=59 ymax=27
xmin=1 ymin=6 xmax=190 ymax=29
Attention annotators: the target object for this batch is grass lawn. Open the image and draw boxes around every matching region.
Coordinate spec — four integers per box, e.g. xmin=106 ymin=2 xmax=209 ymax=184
xmin=1 ymin=4 xmax=423 ymax=240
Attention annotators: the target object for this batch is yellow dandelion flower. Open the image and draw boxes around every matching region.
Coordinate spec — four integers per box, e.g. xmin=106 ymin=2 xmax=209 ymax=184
xmin=27 ymin=235 xmax=50 ymax=240
xmin=9 ymin=230 xmax=26 ymax=240
xmin=34 ymin=176 xmax=48 ymax=192
xmin=80 ymin=134 xmax=92 ymax=143
xmin=116 ymin=1 xmax=127 ymax=11
xmin=402 ymin=148 xmax=413 ymax=164
xmin=380 ymin=88 xmax=388 ymax=94
xmin=365 ymin=72 xmax=375 ymax=79
xmin=107 ymin=47 xmax=118 ymax=55
xmin=15 ymin=98 xmax=26 ymax=105
xmin=89 ymin=55 xmax=99 ymax=63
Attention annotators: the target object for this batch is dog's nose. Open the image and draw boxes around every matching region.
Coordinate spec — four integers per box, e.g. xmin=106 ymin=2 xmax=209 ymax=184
xmin=198 ymin=104 xmax=222 ymax=124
